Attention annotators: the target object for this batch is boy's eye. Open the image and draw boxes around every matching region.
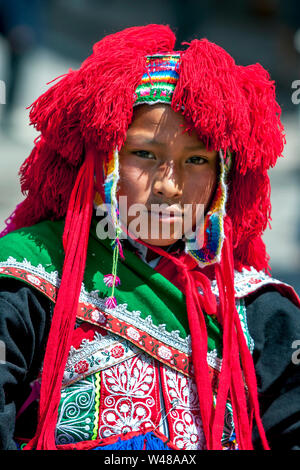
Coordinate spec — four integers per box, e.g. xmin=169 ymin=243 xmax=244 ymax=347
xmin=186 ymin=156 xmax=207 ymax=165
xmin=133 ymin=150 xmax=156 ymax=159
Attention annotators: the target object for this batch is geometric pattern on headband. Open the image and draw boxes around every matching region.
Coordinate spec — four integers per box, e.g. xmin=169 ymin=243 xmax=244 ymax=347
xmin=134 ymin=53 xmax=180 ymax=107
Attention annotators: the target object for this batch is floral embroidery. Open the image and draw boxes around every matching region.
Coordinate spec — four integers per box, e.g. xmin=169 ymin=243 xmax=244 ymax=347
xmin=78 ymin=305 xmax=192 ymax=376
xmin=100 ymin=397 xmax=154 ymax=437
xmin=74 ymin=361 xmax=89 ymax=375
xmin=26 ymin=274 xmax=41 ymax=286
xmin=172 ymin=411 xmax=203 ymax=450
xmin=63 ymin=329 xmax=139 ymax=387
xmin=157 ymin=345 xmax=172 ymax=361
xmin=126 ymin=327 xmax=140 ymax=341
xmin=110 ymin=345 xmax=125 ymax=359
xmin=160 ymin=366 xmax=205 ymax=450
xmin=91 ymin=309 xmax=107 ymax=324
xmin=160 ymin=365 xmax=237 ymax=450
xmin=98 ymin=353 xmax=159 ymax=438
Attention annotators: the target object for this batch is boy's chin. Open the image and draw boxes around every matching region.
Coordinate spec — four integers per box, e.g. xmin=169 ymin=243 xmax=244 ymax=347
xmin=138 ymin=237 xmax=180 ymax=247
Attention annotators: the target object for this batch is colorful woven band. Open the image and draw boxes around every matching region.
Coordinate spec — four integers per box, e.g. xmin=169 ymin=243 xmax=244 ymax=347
xmin=185 ymin=150 xmax=232 ymax=266
xmin=134 ymin=54 xmax=180 ymax=106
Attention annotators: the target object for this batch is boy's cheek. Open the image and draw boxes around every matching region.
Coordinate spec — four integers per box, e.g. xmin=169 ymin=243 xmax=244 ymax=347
xmin=118 ymin=171 xmax=151 ymax=206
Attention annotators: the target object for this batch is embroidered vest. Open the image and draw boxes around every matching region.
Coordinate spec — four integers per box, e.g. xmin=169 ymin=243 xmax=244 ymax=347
xmin=0 ymin=219 xmax=297 ymax=450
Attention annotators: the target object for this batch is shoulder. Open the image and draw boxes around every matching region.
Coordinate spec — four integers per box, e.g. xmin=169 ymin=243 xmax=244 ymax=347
xmin=0 ymin=220 xmax=65 ymax=298
xmin=245 ymin=285 xmax=300 ymax=322
xmin=0 ymin=219 xmax=65 ymax=275
xmin=230 ymin=267 xmax=300 ymax=351
xmin=0 ymin=220 xmax=65 ymax=257
xmin=245 ymin=285 xmax=300 ymax=358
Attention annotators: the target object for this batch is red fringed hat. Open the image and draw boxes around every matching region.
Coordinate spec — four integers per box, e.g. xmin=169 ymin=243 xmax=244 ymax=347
xmin=1 ymin=24 xmax=286 ymax=450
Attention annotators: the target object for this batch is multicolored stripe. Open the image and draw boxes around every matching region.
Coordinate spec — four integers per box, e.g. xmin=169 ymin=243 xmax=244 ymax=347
xmin=185 ymin=150 xmax=231 ymax=266
xmin=134 ymin=54 xmax=180 ymax=106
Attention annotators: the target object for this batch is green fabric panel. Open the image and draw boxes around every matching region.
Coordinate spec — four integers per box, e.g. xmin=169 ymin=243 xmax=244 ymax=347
xmin=0 ymin=219 xmax=65 ymax=273
xmin=56 ymin=374 xmax=97 ymax=444
xmin=0 ymin=217 xmax=223 ymax=350
xmin=87 ymin=218 xmax=190 ymax=337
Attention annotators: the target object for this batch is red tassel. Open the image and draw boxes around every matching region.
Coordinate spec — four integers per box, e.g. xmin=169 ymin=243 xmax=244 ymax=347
xmin=1 ymin=27 xmax=285 ymax=280
xmin=233 ymin=301 xmax=270 ymax=449
xmin=138 ymin=240 xmax=217 ymax=449
xmin=24 ymin=146 xmax=95 ymax=450
xmin=0 ymin=137 xmax=80 ymax=234
xmin=213 ymin=217 xmax=269 ymax=450
xmin=147 ymin=216 xmax=270 ymax=450
xmin=28 ymin=24 xmax=176 ymax=162
xmin=213 ymin=219 xmax=253 ymax=449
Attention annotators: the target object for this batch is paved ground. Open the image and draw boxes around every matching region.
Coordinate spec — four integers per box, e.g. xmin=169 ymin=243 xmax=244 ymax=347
xmin=0 ymin=39 xmax=299 ymax=293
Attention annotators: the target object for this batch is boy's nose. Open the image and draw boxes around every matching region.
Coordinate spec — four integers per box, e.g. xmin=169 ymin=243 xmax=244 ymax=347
xmin=152 ymin=166 xmax=183 ymax=200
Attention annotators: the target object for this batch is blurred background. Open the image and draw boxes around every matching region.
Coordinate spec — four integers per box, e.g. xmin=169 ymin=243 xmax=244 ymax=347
xmin=0 ymin=0 xmax=299 ymax=292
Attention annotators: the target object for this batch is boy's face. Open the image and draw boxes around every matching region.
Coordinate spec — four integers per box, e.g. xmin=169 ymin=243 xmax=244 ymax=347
xmin=118 ymin=104 xmax=218 ymax=246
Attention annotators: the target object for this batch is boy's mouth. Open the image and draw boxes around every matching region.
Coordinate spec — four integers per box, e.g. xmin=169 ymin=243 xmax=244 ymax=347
xmin=147 ymin=205 xmax=183 ymax=221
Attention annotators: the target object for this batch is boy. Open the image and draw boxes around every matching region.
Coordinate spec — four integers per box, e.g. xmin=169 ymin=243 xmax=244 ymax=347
xmin=0 ymin=24 xmax=299 ymax=450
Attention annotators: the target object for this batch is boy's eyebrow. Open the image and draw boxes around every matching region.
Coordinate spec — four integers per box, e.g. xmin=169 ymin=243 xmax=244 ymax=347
xmin=125 ymin=135 xmax=207 ymax=150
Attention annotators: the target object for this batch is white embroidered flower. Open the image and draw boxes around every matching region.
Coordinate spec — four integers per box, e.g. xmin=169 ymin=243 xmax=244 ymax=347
xmin=126 ymin=327 xmax=140 ymax=341
xmin=91 ymin=309 xmax=99 ymax=321
xmin=174 ymin=412 xmax=205 ymax=450
xmin=157 ymin=345 xmax=172 ymax=360
xmin=100 ymin=398 xmax=153 ymax=438
xmin=27 ymin=274 xmax=41 ymax=286
xmin=91 ymin=309 xmax=106 ymax=324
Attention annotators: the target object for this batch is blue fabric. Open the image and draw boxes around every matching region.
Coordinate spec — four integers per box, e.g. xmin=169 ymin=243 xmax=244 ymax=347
xmin=92 ymin=431 xmax=172 ymax=450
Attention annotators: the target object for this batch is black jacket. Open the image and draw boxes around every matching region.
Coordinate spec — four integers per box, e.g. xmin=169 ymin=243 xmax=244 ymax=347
xmin=0 ymin=278 xmax=299 ymax=450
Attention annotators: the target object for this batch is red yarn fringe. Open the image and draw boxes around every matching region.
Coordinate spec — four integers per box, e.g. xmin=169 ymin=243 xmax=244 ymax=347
xmin=1 ymin=25 xmax=285 ymax=275
xmin=147 ymin=217 xmax=269 ymax=450
xmin=24 ymin=146 xmax=95 ymax=450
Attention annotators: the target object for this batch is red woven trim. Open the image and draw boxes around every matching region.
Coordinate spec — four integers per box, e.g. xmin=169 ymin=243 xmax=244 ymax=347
xmin=0 ymin=267 xmax=192 ymax=377
xmin=0 ymin=268 xmax=56 ymax=301
xmin=77 ymin=303 xmax=191 ymax=377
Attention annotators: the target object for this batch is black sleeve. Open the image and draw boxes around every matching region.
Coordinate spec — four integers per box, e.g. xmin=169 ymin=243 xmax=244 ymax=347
xmin=246 ymin=287 xmax=300 ymax=450
xmin=0 ymin=279 xmax=52 ymax=450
